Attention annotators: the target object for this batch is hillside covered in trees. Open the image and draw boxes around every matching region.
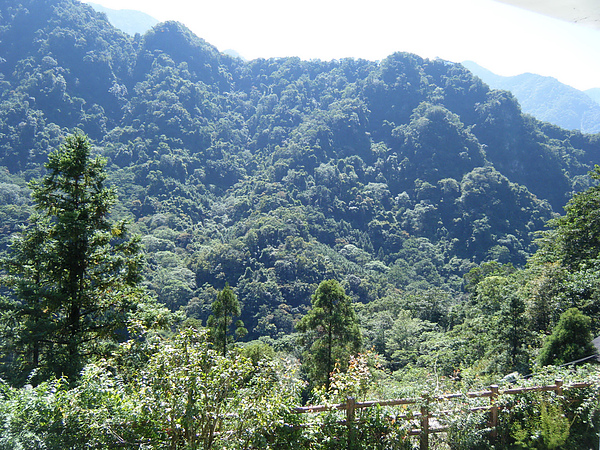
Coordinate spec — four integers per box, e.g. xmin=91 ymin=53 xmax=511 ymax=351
xmin=1 ymin=0 xmax=599 ymax=322
xmin=1 ymin=0 xmax=600 ymax=447
xmin=462 ymin=61 xmax=600 ymax=134
xmin=1 ymin=0 xmax=600 ymax=341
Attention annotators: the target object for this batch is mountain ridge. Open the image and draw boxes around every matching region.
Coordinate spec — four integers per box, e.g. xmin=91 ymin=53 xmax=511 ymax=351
xmin=88 ymin=2 xmax=158 ymax=35
xmin=462 ymin=60 xmax=600 ymax=133
xmin=0 ymin=0 xmax=599 ymax=336
xmin=586 ymin=87 xmax=600 ymax=105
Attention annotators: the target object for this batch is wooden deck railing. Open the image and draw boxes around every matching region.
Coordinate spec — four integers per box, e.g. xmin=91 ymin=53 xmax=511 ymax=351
xmin=293 ymin=379 xmax=593 ymax=449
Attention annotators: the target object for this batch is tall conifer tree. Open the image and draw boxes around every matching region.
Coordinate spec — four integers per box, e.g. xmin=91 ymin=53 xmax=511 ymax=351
xmin=296 ymin=279 xmax=362 ymax=389
xmin=207 ymin=283 xmax=247 ymax=356
xmin=1 ymin=133 xmax=142 ymax=383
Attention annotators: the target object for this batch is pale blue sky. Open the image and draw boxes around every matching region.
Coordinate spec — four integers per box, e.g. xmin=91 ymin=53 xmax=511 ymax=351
xmin=85 ymin=0 xmax=600 ymax=91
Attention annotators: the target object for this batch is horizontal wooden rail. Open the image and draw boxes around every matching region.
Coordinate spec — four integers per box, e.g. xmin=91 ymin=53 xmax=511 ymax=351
xmin=292 ymin=379 xmax=595 ymax=449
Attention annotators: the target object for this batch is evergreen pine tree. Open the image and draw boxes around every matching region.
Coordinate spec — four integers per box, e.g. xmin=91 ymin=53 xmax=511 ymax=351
xmin=296 ymin=279 xmax=362 ymax=389
xmin=207 ymin=283 xmax=247 ymax=356
xmin=1 ymin=133 xmax=143 ymax=383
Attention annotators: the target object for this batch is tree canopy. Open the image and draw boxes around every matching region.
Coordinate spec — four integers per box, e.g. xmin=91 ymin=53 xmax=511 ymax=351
xmin=1 ymin=133 xmax=143 ymax=382
xmin=0 ymin=0 xmax=598 ymax=398
xmin=0 ymin=1 xmax=599 ymax=446
xmin=545 ymin=165 xmax=600 ymax=270
xmin=538 ymin=308 xmax=597 ymax=367
xmin=207 ymin=283 xmax=247 ymax=355
xmin=296 ymin=279 xmax=362 ymax=388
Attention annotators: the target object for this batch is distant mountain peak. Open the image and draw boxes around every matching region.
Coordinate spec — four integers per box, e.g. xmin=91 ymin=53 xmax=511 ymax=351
xmin=462 ymin=61 xmax=600 ymax=133
xmin=88 ymin=2 xmax=158 ymax=35
xmin=586 ymin=88 xmax=600 ymax=106
xmin=223 ymin=49 xmax=247 ymax=61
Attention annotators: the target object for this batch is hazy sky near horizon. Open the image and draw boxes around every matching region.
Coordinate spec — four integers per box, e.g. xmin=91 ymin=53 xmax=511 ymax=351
xmin=85 ymin=0 xmax=600 ymax=91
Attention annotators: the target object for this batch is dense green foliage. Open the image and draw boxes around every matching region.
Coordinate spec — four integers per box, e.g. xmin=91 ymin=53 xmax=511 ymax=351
xmin=1 ymin=0 xmax=597 ymax=344
xmin=538 ymin=308 xmax=597 ymax=366
xmin=0 ymin=0 xmax=599 ymax=447
xmin=447 ymin=369 xmax=600 ymax=450
xmin=1 ymin=133 xmax=142 ymax=383
xmin=207 ymin=283 xmax=247 ymax=355
xmin=296 ymin=279 xmax=361 ymax=388
xmin=543 ymin=165 xmax=600 ymax=271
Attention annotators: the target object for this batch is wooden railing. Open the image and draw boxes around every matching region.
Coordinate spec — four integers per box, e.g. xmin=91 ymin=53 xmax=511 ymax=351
xmin=293 ymin=379 xmax=593 ymax=449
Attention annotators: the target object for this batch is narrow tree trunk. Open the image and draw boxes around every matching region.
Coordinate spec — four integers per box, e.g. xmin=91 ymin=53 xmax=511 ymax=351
xmin=326 ymin=321 xmax=332 ymax=389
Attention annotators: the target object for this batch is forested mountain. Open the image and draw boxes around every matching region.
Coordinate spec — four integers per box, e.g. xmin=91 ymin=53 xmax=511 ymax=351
xmin=1 ymin=3 xmax=600 ymax=446
xmin=0 ymin=0 xmax=599 ymax=344
xmin=88 ymin=2 xmax=159 ymax=36
xmin=587 ymin=87 xmax=600 ymax=105
xmin=462 ymin=60 xmax=600 ymax=134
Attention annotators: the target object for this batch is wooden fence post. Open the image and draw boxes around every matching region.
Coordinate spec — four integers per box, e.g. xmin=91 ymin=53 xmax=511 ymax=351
xmin=420 ymin=391 xmax=430 ymax=450
xmin=291 ymin=380 xmax=591 ymax=447
xmin=489 ymin=385 xmax=499 ymax=439
xmin=555 ymin=379 xmax=563 ymax=395
xmin=347 ymin=397 xmax=356 ymax=448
